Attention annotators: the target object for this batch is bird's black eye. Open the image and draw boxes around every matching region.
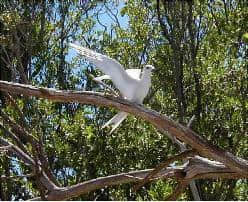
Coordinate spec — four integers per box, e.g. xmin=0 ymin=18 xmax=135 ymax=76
xmin=146 ymin=66 xmax=149 ymax=69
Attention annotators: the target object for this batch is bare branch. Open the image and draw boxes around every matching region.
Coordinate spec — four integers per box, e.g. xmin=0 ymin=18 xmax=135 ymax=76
xmin=13 ymin=31 xmax=29 ymax=84
xmin=5 ymin=93 xmax=30 ymax=131
xmin=0 ymin=134 xmax=58 ymax=193
xmin=0 ymin=123 xmax=29 ymax=155
xmin=188 ymin=180 xmax=200 ymax=201
xmin=0 ymin=80 xmax=247 ymax=177
xmin=0 ymin=145 xmax=11 ymax=152
xmin=0 ymin=109 xmax=38 ymax=145
xmin=0 ymin=136 xmax=35 ymax=166
xmin=208 ymin=2 xmax=222 ymax=35
xmin=165 ymin=180 xmax=189 ymax=201
xmin=179 ymin=115 xmax=201 ymax=201
xmin=30 ymin=168 xmax=180 ymax=201
xmin=0 ymin=108 xmax=59 ymax=187
xmin=133 ymin=149 xmax=197 ymax=191
xmin=104 ymin=3 xmax=121 ymax=28
xmin=36 ymin=136 xmax=61 ymax=187
xmin=156 ymin=0 xmax=172 ymax=44
xmin=31 ymin=156 xmax=244 ymax=201
xmin=0 ymin=173 xmax=35 ymax=180
xmin=38 ymin=171 xmax=60 ymax=192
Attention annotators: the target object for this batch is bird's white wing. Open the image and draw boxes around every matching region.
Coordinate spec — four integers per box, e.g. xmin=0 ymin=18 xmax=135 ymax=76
xmin=69 ymin=43 xmax=137 ymax=97
xmin=94 ymin=69 xmax=141 ymax=82
xmin=126 ymin=69 xmax=142 ymax=80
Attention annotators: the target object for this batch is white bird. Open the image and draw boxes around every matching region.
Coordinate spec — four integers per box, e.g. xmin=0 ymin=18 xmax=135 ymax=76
xmin=69 ymin=43 xmax=155 ymax=133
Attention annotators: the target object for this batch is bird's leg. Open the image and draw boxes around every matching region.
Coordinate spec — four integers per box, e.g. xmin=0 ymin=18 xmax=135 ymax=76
xmin=94 ymin=79 xmax=120 ymax=97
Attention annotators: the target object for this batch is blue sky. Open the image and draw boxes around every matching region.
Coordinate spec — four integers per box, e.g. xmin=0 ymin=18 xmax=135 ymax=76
xmin=67 ymin=1 xmax=129 ymax=58
xmin=66 ymin=1 xmax=129 ymax=84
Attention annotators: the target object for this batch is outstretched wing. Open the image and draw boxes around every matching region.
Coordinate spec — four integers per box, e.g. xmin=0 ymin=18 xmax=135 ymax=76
xmin=69 ymin=43 xmax=137 ymax=97
xmin=94 ymin=69 xmax=141 ymax=82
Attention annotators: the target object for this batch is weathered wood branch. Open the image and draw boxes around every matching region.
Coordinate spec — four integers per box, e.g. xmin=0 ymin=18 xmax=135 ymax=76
xmin=0 ymin=122 xmax=29 ymax=155
xmin=184 ymin=115 xmax=201 ymax=201
xmin=0 ymin=109 xmax=38 ymax=144
xmin=0 ymin=136 xmax=35 ymax=166
xmin=0 ymin=129 xmax=59 ymax=195
xmin=0 ymin=80 xmax=247 ymax=177
xmin=0 ymin=140 xmax=59 ymax=195
xmin=133 ymin=149 xmax=198 ymax=191
xmin=31 ymin=156 xmax=244 ymax=201
xmin=29 ymin=168 xmax=181 ymax=200
xmin=0 ymin=108 xmax=59 ymax=187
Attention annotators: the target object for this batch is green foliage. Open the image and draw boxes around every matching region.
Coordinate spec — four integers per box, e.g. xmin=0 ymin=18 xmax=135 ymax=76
xmin=242 ymin=33 xmax=248 ymax=43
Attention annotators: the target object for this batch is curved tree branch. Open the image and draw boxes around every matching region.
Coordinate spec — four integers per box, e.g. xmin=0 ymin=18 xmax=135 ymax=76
xmin=0 ymin=80 xmax=247 ymax=178
xmin=0 ymin=80 xmax=247 ymax=200
xmin=166 ymin=180 xmax=190 ymax=201
xmin=0 ymin=136 xmax=35 ymax=166
xmin=30 ymin=156 xmax=244 ymax=201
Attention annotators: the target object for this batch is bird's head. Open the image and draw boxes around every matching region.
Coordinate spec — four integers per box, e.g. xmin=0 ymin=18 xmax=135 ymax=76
xmin=143 ymin=65 xmax=155 ymax=73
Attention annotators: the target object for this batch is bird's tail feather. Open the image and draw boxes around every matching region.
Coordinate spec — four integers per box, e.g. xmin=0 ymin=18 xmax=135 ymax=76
xmin=102 ymin=112 xmax=128 ymax=134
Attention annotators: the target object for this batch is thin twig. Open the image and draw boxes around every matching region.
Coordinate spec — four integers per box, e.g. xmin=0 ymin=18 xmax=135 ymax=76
xmin=133 ymin=149 xmax=197 ymax=191
xmin=0 ymin=123 xmax=29 ymax=155
xmin=13 ymin=31 xmax=28 ymax=84
xmin=0 ymin=109 xmax=39 ymax=144
xmin=0 ymin=137 xmax=35 ymax=166
xmin=187 ymin=115 xmax=195 ymax=128
xmin=165 ymin=180 xmax=190 ymax=201
xmin=172 ymin=115 xmax=201 ymax=200
xmin=89 ymin=73 xmax=120 ymax=97
xmin=0 ymin=173 xmax=35 ymax=180
xmin=1 ymin=45 xmax=12 ymax=66
xmin=6 ymin=93 xmax=31 ymax=132
xmin=185 ymin=115 xmax=201 ymax=200
xmin=38 ymin=136 xmax=61 ymax=186
xmin=0 ymin=145 xmax=11 ymax=152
